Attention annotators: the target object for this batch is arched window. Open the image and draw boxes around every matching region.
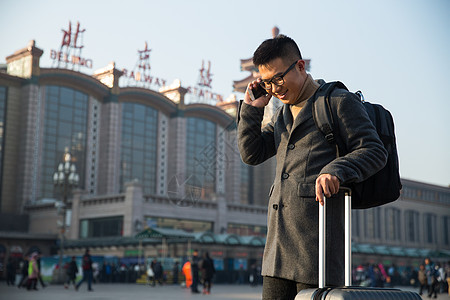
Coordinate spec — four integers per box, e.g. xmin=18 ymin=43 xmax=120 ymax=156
xmin=185 ymin=117 xmax=216 ymax=200
xmin=120 ymin=102 xmax=158 ymax=194
xmin=41 ymin=86 xmax=89 ymax=199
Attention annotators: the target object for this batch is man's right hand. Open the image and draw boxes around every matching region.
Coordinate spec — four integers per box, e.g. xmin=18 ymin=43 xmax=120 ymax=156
xmin=244 ymin=80 xmax=272 ymax=107
xmin=315 ymin=174 xmax=340 ymax=206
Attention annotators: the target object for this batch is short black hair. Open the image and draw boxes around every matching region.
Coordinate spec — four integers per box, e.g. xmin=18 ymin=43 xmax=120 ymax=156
xmin=253 ymin=35 xmax=302 ymax=67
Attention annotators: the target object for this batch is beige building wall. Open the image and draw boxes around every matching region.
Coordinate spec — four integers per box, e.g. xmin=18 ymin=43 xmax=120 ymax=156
xmin=98 ymin=101 xmax=121 ymax=195
xmin=1 ymin=82 xmax=22 ymax=213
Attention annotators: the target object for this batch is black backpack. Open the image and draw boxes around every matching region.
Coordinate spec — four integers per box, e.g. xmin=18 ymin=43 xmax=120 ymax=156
xmin=312 ymin=81 xmax=402 ymax=209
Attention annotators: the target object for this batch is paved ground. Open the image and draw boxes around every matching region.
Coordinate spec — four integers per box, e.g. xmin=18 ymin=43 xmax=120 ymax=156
xmin=0 ymin=283 xmax=448 ymax=300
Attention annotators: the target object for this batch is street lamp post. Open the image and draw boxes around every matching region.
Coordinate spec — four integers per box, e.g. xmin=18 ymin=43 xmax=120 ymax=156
xmin=53 ymin=151 xmax=79 ymax=283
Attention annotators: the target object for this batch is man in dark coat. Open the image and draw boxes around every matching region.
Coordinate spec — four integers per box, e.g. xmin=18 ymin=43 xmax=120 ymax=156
xmin=200 ymin=252 xmax=215 ymax=294
xmin=190 ymin=250 xmax=200 ymax=293
xmin=237 ymin=35 xmax=387 ymax=299
xmin=172 ymin=261 xmax=179 ymax=285
xmin=65 ymin=256 xmax=79 ymax=289
xmin=76 ymin=248 xmax=93 ymax=291
xmin=152 ymin=259 xmax=163 ymax=285
xmin=36 ymin=254 xmax=46 ymax=288
xmin=6 ymin=257 xmax=16 ymax=286
xmin=17 ymin=257 xmax=29 ymax=288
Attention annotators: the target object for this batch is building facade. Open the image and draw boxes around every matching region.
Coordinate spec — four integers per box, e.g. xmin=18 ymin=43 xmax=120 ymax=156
xmin=0 ymin=40 xmax=262 ymax=262
xmin=0 ymin=40 xmax=449 ymax=278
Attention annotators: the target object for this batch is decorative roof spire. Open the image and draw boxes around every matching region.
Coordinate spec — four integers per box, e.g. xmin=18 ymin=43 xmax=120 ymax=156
xmin=272 ymin=26 xmax=280 ymax=38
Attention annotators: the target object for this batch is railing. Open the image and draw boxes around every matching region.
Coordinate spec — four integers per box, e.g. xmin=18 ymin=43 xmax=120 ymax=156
xmin=80 ymin=194 xmax=126 ymax=206
xmin=143 ymin=195 xmax=218 ymax=209
xmin=227 ymin=203 xmax=267 ymax=215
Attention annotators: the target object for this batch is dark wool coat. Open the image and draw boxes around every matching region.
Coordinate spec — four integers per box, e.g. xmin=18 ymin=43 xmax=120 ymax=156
xmin=200 ymin=258 xmax=216 ymax=280
xmin=67 ymin=261 xmax=79 ymax=279
xmin=237 ymin=88 xmax=387 ymax=286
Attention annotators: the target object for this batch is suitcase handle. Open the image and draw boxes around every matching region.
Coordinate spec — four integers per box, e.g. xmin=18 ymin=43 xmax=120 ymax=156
xmin=319 ymin=187 xmax=352 ymax=288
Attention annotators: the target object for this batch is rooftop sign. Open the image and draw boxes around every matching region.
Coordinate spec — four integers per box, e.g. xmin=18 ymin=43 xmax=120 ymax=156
xmin=50 ymin=21 xmax=93 ymax=70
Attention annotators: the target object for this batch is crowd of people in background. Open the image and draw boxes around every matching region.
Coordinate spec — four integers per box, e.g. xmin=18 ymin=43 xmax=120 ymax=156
xmin=3 ymin=251 xmax=450 ymax=298
xmin=180 ymin=249 xmax=216 ymax=295
xmin=6 ymin=252 xmax=47 ymax=290
xmin=352 ymin=259 xmax=450 ymax=298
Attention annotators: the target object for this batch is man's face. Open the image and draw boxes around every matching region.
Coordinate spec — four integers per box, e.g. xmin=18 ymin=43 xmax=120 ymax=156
xmin=258 ymin=57 xmax=306 ymax=105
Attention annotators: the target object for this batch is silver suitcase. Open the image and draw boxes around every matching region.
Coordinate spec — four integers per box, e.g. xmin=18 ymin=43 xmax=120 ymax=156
xmin=295 ymin=189 xmax=421 ymax=300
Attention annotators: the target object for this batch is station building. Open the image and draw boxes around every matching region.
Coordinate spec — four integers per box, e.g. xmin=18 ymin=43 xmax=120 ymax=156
xmin=0 ymin=40 xmax=449 ymax=281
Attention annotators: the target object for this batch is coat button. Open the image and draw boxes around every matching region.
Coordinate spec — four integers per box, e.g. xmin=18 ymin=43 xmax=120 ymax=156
xmin=282 ymin=173 xmax=289 ymax=179
xmin=288 ymin=144 xmax=295 ymax=150
xmin=273 ymin=204 xmax=278 ymax=210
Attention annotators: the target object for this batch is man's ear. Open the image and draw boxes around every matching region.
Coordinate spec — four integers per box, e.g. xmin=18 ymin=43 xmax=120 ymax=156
xmin=297 ymin=60 xmax=306 ymax=72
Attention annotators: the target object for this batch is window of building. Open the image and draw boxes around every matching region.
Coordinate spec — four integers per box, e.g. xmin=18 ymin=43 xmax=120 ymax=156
xmin=120 ymin=103 xmax=158 ymax=194
xmin=185 ymin=117 xmax=216 ymax=200
xmin=145 ymin=216 xmax=213 ymax=233
xmin=240 ymin=162 xmax=252 ymax=205
xmin=79 ymin=216 xmax=123 ymax=238
xmin=41 ymin=86 xmax=88 ymax=199
xmin=405 ymin=210 xmax=420 ymax=243
xmin=443 ymin=216 xmax=450 ymax=246
xmin=385 ymin=208 xmax=401 ymax=241
xmin=364 ymin=207 xmax=381 ymax=240
xmin=424 ymin=213 xmax=437 ymax=244
xmin=352 ymin=210 xmax=360 ymax=238
xmin=227 ymin=223 xmax=267 ymax=237
xmin=438 ymin=192 xmax=450 ymax=205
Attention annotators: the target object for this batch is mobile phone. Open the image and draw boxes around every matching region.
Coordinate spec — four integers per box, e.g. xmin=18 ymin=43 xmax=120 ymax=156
xmin=249 ymin=84 xmax=268 ymax=101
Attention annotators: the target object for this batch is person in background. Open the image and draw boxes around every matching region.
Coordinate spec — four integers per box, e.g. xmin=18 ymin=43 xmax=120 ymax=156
xmin=133 ymin=263 xmax=140 ymax=282
xmin=445 ymin=261 xmax=450 ymax=297
xmin=105 ymin=262 xmax=112 ymax=282
xmin=92 ymin=261 xmax=100 ymax=283
xmin=75 ymin=248 xmax=94 ymax=292
xmin=429 ymin=264 xmax=440 ymax=298
xmin=17 ymin=256 xmax=29 ymax=288
xmin=65 ymin=256 xmax=78 ymax=289
xmin=417 ymin=264 xmax=428 ymax=296
xmin=36 ymin=254 xmax=46 ymax=288
xmin=200 ymin=252 xmax=215 ymax=295
xmin=27 ymin=252 xmax=40 ymax=290
xmin=6 ymin=257 xmax=16 ymax=286
xmin=437 ymin=263 xmax=446 ymax=294
xmin=190 ymin=250 xmax=200 ymax=293
xmin=146 ymin=262 xmax=155 ymax=287
xmin=250 ymin=263 xmax=259 ymax=287
xmin=424 ymin=257 xmax=438 ymax=298
xmin=182 ymin=260 xmax=192 ymax=289
xmin=152 ymin=259 xmax=163 ymax=285
xmin=172 ymin=261 xmax=179 ymax=285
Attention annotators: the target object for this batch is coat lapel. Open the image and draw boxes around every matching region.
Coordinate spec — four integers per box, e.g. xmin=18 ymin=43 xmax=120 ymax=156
xmin=290 ymin=98 xmax=313 ymax=134
xmin=282 ymin=104 xmax=294 ymax=133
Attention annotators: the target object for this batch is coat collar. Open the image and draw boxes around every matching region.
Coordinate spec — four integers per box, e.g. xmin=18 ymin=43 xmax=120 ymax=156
xmin=282 ymin=97 xmax=314 ymax=134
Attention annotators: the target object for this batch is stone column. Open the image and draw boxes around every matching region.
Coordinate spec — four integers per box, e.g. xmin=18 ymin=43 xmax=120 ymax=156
xmin=68 ymin=188 xmax=87 ymax=240
xmin=123 ymin=180 xmax=144 ymax=236
xmin=5 ymin=41 xmax=44 ymax=209
xmin=215 ymin=195 xmax=228 ymax=234
xmin=94 ymin=62 xmax=123 ymax=195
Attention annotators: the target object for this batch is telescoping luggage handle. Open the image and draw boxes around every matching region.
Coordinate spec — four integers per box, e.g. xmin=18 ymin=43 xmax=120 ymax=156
xmin=319 ymin=187 xmax=352 ymax=289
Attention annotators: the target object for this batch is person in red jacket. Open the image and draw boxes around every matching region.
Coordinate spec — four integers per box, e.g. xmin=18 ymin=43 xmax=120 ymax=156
xmin=75 ymin=248 xmax=93 ymax=291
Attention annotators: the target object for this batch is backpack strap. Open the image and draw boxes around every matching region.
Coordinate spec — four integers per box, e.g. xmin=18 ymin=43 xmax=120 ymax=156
xmin=312 ymin=81 xmax=348 ymax=156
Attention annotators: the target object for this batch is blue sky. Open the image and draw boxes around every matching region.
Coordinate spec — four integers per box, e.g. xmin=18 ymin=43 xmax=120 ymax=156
xmin=1 ymin=0 xmax=449 ymax=187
